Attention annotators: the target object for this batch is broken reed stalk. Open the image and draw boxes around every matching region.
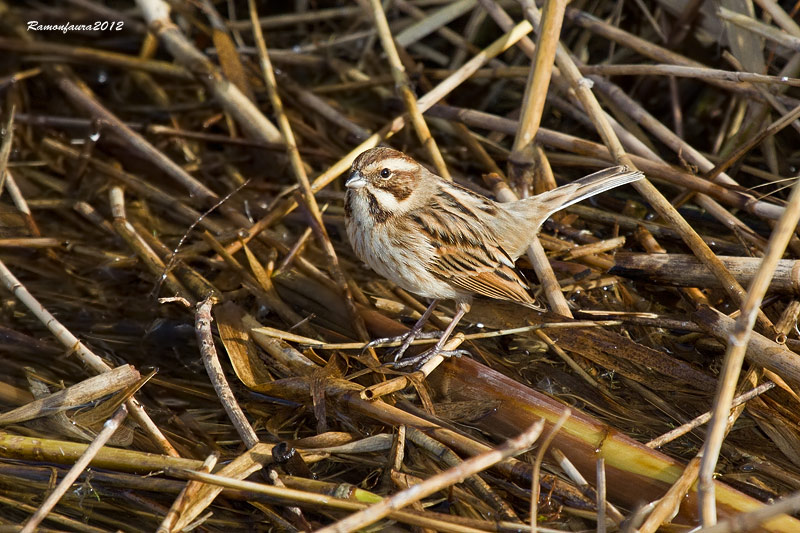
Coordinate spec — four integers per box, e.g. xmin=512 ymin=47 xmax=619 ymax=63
xmin=698 ymin=173 xmax=800 ymax=525
xmin=0 ymin=364 xmax=140 ymax=425
xmin=157 ymin=453 xmax=218 ymax=533
xmin=580 ymin=63 xmax=800 ymax=86
xmin=195 ymin=297 xmax=258 ymax=449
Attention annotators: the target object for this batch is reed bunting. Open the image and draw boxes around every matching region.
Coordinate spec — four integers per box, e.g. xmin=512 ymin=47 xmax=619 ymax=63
xmin=345 ymin=147 xmax=643 ymax=367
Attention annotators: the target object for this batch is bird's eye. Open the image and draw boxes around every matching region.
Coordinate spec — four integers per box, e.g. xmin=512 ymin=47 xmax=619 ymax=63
xmin=380 ymin=168 xmax=391 ymax=179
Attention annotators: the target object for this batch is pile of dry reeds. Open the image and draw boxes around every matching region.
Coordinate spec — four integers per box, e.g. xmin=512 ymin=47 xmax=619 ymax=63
xmin=2 ymin=0 xmax=800 ymax=531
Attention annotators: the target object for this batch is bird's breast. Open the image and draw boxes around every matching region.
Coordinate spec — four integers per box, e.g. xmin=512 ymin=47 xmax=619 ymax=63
xmin=345 ymin=193 xmax=461 ymax=300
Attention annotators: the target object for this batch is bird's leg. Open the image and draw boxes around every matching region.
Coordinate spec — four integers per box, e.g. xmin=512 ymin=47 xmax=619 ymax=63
xmin=391 ymin=298 xmax=439 ymax=361
xmin=393 ymin=302 xmax=471 ymax=369
xmin=363 ymin=299 xmax=440 ymax=360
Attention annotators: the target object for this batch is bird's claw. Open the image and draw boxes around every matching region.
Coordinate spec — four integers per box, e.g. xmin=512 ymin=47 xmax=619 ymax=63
xmin=392 ymin=347 xmax=470 ymax=369
xmin=363 ymin=330 xmax=444 ymax=361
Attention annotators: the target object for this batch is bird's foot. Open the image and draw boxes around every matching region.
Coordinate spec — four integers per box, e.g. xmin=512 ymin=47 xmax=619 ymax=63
xmin=392 ymin=346 xmax=470 ymax=369
xmin=364 ymin=330 xmax=443 ymax=361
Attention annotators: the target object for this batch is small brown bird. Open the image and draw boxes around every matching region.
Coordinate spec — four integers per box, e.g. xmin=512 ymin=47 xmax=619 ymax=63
xmin=345 ymin=147 xmax=643 ymax=366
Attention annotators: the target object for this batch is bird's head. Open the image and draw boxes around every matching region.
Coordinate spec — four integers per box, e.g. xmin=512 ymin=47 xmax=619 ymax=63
xmin=345 ymin=147 xmax=430 ymax=220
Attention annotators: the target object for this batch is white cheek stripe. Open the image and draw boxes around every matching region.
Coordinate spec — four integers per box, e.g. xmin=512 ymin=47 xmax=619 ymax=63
xmin=371 ymin=188 xmax=402 ymax=211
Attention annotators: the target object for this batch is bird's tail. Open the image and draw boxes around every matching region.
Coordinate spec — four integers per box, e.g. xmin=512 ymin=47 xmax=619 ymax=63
xmin=512 ymin=165 xmax=644 ymax=230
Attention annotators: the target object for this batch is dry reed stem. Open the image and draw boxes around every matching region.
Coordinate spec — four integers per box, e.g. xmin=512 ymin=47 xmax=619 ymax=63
xmin=418 ymin=63 xmax=800 ymax=86
xmin=698 ymin=170 xmax=800 ymax=524
xmin=367 ymin=0 xmax=450 ymax=179
xmin=693 ymin=307 xmax=800 ymax=387
xmin=195 ymin=297 xmax=258 ymax=448
xmin=530 ymin=409 xmax=569 ymax=532
xmin=223 ymin=18 xmax=533 ymax=257
xmin=508 ymin=0 xmax=570 ymax=317
xmin=394 ymin=0 xmax=476 ymax=50
xmin=247 ymin=0 xmax=369 ymax=348
xmin=0 ymin=259 xmax=178 ymax=456
xmin=0 ymin=37 xmax=193 ymax=79
xmin=19 ymin=403 xmax=128 ymax=533
xmin=638 ymin=457 xmax=702 ymax=533
xmin=596 ymin=457 xmax=607 ymax=533
xmin=511 ymin=0 xmax=565 ymax=154
xmin=718 ymin=8 xmax=800 ymax=53
xmin=646 ymin=382 xmax=776 ymax=449
xmin=51 ymin=65 xmax=217 ymax=203
xmin=177 ymin=468 xmax=499 ymax=533
xmin=519 ymin=0 xmax=777 ymax=336
xmin=316 ymin=419 xmax=545 ymax=533
xmin=135 ymin=0 xmax=283 ymax=144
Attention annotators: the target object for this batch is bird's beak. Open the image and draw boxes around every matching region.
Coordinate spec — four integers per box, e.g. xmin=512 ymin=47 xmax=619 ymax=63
xmin=345 ymin=170 xmax=367 ymax=189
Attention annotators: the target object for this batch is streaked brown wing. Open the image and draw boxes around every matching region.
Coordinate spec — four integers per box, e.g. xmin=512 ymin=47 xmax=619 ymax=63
xmin=412 ymin=187 xmax=541 ymax=308
xmin=429 ymin=241 xmax=540 ymax=307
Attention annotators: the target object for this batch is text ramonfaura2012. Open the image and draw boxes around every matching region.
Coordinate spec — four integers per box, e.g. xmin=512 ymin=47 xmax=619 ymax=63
xmin=27 ymin=21 xmax=124 ymax=33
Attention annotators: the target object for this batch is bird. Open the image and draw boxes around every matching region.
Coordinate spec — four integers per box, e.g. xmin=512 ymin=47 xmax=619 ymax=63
xmin=344 ymin=146 xmax=644 ymax=367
